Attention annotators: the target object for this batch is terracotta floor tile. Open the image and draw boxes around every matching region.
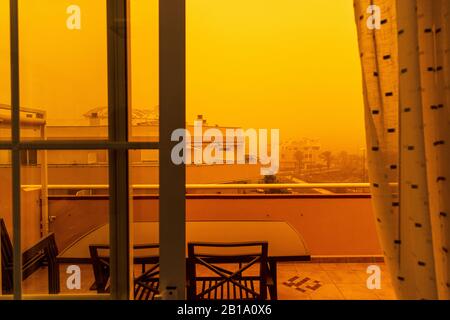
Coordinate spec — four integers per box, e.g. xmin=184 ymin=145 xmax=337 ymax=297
xmin=295 ymin=262 xmax=324 ymax=272
xmin=319 ymin=263 xmax=351 ymax=271
xmin=277 ymin=269 xmax=301 ymax=280
xmin=326 ymin=270 xmax=365 ymax=285
xmin=294 ymin=271 xmax=333 ymax=284
xmin=19 ymin=262 xmax=398 ymax=300
xmin=277 ymin=285 xmax=311 ymax=300
xmin=374 ymin=285 xmax=397 ymax=300
xmin=336 ymin=284 xmax=380 ymax=300
xmin=308 ymin=283 xmax=345 ymax=300
xmin=354 ymin=269 xmax=373 ymax=282
xmin=346 ymin=263 xmax=374 ymax=271
xmin=277 ymin=263 xmax=298 ymax=272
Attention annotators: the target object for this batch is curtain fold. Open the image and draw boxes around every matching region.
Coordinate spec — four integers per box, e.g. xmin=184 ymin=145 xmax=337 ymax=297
xmin=354 ymin=0 xmax=450 ymax=299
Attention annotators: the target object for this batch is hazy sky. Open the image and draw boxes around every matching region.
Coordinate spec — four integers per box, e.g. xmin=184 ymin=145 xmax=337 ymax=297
xmin=0 ymin=0 xmax=365 ymax=152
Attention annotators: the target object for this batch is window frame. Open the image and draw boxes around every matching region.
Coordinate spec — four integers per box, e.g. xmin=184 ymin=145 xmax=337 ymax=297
xmin=1 ymin=0 xmax=186 ymax=300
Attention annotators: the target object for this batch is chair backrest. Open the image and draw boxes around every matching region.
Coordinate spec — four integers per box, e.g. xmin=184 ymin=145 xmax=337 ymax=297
xmin=22 ymin=232 xmax=60 ymax=294
xmin=89 ymin=244 xmax=111 ymax=293
xmin=89 ymin=243 xmax=160 ymax=299
xmin=1 ymin=218 xmax=13 ymax=294
xmin=187 ymin=241 xmax=269 ymax=300
xmin=1 ymin=218 xmax=60 ymax=294
xmin=133 ymin=244 xmax=160 ymax=300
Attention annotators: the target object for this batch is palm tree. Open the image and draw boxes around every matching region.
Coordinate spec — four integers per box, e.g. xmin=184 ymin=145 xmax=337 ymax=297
xmin=320 ymin=151 xmax=333 ymax=170
xmin=294 ymin=150 xmax=304 ymax=174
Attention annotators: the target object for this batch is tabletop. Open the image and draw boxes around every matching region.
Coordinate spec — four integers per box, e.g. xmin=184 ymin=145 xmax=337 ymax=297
xmin=57 ymin=220 xmax=310 ymax=263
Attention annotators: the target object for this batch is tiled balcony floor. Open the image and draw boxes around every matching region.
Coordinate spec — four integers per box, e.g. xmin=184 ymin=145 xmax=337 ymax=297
xmin=276 ymin=262 xmax=395 ymax=300
xmin=19 ymin=262 xmax=396 ymax=300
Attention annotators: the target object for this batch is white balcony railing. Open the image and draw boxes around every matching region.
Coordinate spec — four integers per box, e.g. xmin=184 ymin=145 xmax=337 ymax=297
xmin=22 ymin=183 xmax=372 ymax=190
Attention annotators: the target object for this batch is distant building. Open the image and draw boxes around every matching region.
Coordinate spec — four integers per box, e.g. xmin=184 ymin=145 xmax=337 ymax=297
xmin=0 ymin=105 xmax=262 ymax=187
xmin=281 ymin=138 xmax=322 ymax=172
xmin=84 ymin=106 xmax=159 ymax=126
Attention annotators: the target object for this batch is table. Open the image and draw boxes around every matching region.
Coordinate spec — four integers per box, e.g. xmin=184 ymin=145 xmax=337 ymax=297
xmin=58 ymin=220 xmax=310 ymax=299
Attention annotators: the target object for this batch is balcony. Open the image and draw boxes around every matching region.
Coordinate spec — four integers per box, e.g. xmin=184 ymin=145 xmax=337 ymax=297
xmin=43 ymin=187 xmax=380 ymax=257
xmin=1 ymin=183 xmax=396 ymax=300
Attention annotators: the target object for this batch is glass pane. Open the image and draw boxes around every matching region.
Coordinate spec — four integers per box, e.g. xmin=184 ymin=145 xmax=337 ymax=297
xmin=18 ymin=1 xmax=108 ymax=140
xmin=21 ymin=149 xmax=109 ymax=296
xmin=187 ymin=0 xmax=368 ymax=194
xmin=129 ymin=0 xmax=159 ymax=142
xmin=184 ymin=1 xmax=380 ymax=302
xmin=0 ymin=0 xmax=11 ymax=141
xmin=0 ymin=150 xmax=12 ymax=296
xmin=129 ymin=149 xmax=159 ymax=300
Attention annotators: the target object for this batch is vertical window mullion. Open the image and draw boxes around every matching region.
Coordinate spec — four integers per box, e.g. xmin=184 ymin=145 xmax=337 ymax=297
xmin=10 ymin=0 xmax=22 ymax=300
xmin=159 ymin=0 xmax=186 ymax=299
xmin=107 ymin=0 xmax=131 ymax=300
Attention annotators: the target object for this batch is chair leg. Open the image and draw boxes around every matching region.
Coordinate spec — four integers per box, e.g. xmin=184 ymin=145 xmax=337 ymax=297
xmin=50 ymin=260 xmax=60 ymax=294
xmin=268 ymin=261 xmax=278 ymax=300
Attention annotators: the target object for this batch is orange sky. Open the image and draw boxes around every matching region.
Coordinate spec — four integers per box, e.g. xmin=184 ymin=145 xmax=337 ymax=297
xmin=0 ymin=0 xmax=365 ymax=152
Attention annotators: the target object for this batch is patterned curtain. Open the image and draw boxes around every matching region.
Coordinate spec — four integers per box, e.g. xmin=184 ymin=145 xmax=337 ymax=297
xmin=354 ymin=0 xmax=450 ymax=299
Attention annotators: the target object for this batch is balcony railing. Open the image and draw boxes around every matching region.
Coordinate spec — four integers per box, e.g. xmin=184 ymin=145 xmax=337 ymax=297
xmin=15 ymin=182 xmax=384 ymax=258
xmin=23 ymin=182 xmax=372 ymax=191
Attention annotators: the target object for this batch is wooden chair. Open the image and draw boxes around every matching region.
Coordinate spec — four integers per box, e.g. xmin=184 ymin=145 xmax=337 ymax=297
xmin=187 ymin=242 xmax=270 ymax=300
xmin=88 ymin=244 xmax=110 ymax=293
xmin=1 ymin=218 xmax=60 ymax=294
xmin=89 ymin=244 xmax=159 ymax=300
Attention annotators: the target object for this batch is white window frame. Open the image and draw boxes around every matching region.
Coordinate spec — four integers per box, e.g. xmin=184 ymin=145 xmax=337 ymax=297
xmin=0 ymin=0 xmax=186 ymax=300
